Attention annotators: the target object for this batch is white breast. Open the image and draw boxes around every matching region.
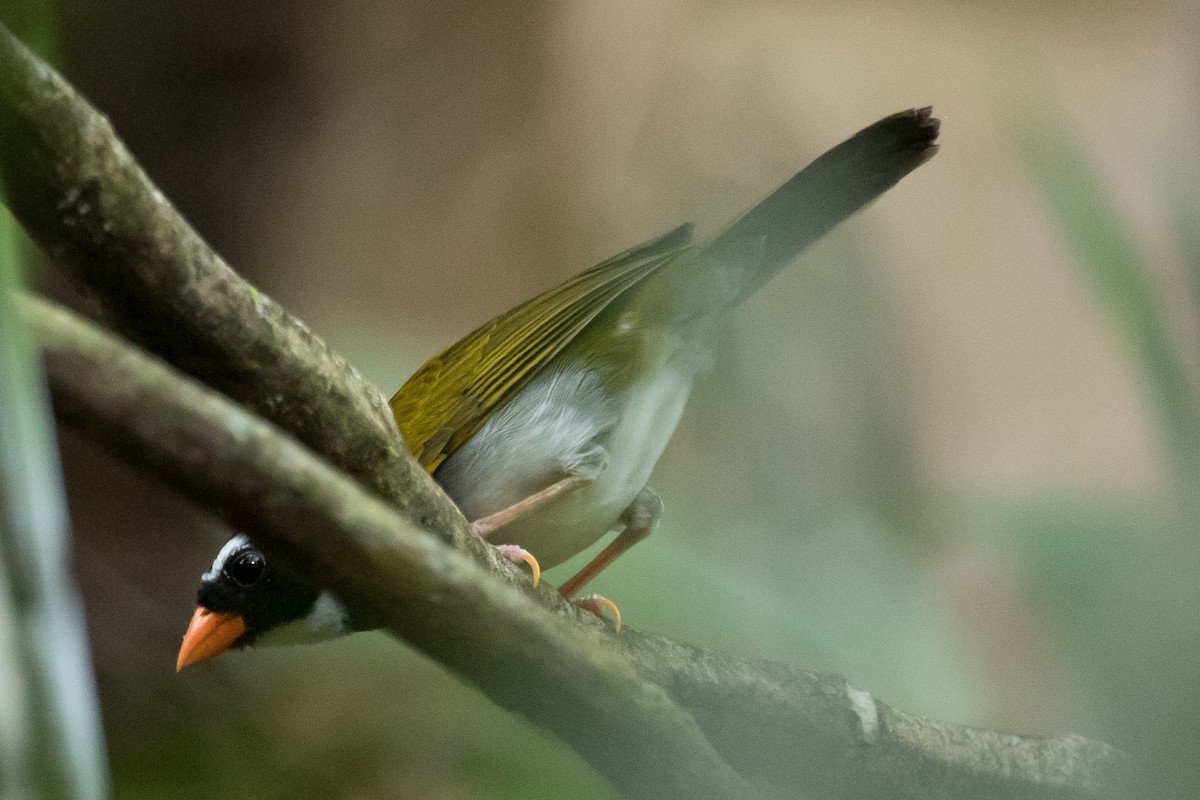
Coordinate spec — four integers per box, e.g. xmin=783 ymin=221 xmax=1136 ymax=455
xmin=435 ymin=346 xmax=693 ymax=569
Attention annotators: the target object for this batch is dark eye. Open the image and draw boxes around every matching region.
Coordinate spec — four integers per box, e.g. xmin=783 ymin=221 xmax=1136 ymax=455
xmin=227 ymin=550 xmax=266 ymax=587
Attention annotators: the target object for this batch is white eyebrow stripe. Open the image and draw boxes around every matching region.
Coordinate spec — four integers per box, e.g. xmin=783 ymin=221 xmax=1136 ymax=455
xmin=202 ymin=534 xmax=250 ymax=581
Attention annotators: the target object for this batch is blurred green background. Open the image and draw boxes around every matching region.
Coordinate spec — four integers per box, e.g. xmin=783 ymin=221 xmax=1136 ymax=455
xmin=4 ymin=1 xmax=1200 ymax=797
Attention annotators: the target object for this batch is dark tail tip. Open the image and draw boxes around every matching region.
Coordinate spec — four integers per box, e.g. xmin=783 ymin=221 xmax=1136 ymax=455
xmin=701 ymin=106 xmax=941 ymax=297
xmin=858 ymin=106 xmax=940 ymax=167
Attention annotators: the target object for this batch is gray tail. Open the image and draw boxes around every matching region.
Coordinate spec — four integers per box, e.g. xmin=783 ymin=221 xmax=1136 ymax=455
xmin=649 ymin=108 xmax=938 ymax=328
xmin=712 ymin=106 xmax=938 ymax=277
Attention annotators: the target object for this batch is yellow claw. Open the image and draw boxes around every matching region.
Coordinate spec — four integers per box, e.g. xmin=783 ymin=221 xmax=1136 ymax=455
xmin=495 ymin=544 xmax=540 ymax=588
xmin=575 ymin=594 xmax=621 ymax=632
xmin=523 ymin=551 xmax=541 ymax=588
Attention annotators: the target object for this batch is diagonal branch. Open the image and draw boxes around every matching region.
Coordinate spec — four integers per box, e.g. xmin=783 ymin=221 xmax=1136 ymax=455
xmin=0 ymin=23 xmax=467 ymax=548
xmin=25 ymin=294 xmax=759 ymax=800
xmin=0 ymin=14 xmax=550 ymax=616
xmin=24 ymin=295 xmax=1126 ymax=800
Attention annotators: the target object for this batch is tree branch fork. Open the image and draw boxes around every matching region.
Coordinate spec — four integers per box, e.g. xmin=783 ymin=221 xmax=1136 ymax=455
xmin=0 ymin=23 xmax=1123 ymax=800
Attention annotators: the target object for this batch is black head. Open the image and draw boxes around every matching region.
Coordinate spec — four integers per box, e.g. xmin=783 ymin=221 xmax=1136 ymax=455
xmin=177 ymin=535 xmax=346 ymax=670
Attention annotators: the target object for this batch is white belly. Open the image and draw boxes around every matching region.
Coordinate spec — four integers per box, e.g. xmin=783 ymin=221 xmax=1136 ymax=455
xmin=435 ymin=356 xmax=692 ymax=569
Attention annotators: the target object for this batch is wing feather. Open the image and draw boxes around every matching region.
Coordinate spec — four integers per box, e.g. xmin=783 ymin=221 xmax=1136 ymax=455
xmin=389 ymin=224 xmax=692 ymax=472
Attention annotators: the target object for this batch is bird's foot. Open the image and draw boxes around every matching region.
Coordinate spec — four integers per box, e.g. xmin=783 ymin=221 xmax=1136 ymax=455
xmin=571 ymin=594 xmax=622 ymax=632
xmin=493 ymin=544 xmax=541 ymax=588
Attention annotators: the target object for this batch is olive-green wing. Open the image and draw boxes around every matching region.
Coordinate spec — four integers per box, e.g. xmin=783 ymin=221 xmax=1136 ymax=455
xmin=390 ymin=224 xmax=693 ymax=472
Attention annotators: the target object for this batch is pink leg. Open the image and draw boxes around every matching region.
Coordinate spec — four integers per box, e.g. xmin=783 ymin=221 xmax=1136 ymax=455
xmin=470 ymin=455 xmax=603 ymax=587
xmin=558 ymin=487 xmax=662 ymax=599
xmin=471 ymin=473 xmax=594 ymax=538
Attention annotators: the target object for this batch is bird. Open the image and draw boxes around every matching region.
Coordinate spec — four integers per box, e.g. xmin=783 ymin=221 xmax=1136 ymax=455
xmin=176 ymin=107 xmax=940 ymax=671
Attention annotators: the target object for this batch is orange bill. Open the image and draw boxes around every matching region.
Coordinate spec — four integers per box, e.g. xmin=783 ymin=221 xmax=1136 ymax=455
xmin=176 ymin=607 xmax=246 ymax=671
